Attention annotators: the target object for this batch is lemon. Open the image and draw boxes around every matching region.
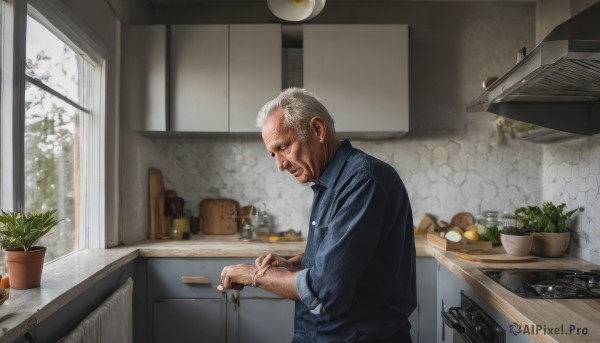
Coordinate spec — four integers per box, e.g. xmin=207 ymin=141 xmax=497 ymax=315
xmin=463 ymin=230 xmax=480 ymax=241
xmin=465 ymin=224 xmax=479 ymax=232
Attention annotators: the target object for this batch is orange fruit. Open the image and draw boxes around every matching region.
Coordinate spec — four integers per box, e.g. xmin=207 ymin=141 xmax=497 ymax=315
xmin=1 ymin=275 xmax=10 ymax=289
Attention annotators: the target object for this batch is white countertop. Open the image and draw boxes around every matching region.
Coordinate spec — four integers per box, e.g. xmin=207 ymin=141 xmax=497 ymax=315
xmin=0 ymin=234 xmax=598 ymax=343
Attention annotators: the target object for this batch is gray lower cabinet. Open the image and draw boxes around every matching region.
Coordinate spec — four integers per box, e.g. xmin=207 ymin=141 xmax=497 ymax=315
xmin=234 ymin=296 xmax=294 ymax=343
xmin=411 ymin=257 xmax=437 ymax=343
xmin=436 ymin=262 xmax=465 ymax=343
xmin=153 ymin=298 xmax=226 ymax=342
xmin=147 ymin=257 xmax=436 ymax=343
xmin=146 ymin=258 xmax=294 ymax=343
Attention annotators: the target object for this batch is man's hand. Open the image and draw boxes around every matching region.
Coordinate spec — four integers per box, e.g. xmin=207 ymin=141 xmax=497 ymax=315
xmin=256 ymin=253 xmax=303 ymax=272
xmin=218 ymin=264 xmax=257 ymax=292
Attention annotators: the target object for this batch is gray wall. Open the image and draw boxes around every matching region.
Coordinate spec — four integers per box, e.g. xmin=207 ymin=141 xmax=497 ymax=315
xmin=120 ymin=2 xmax=547 ymax=245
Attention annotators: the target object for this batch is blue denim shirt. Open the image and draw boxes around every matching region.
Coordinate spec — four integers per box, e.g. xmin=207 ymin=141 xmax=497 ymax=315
xmin=294 ymin=140 xmax=417 ymax=343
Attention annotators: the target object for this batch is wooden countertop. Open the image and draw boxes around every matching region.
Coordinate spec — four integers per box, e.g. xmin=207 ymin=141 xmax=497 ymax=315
xmin=418 ymin=235 xmax=600 ymax=343
xmin=0 ymin=234 xmax=597 ymax=343
xmin=135 ymin=234 xmax=308 ymax=257
xmin=135 ymin=232 xmax=434 ymax=257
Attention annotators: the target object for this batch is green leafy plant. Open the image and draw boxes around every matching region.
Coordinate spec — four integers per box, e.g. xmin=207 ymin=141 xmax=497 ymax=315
xmin=0 ymin=209 xmax=60 ymax=251
xmin=515 ymin=202 xmax=576 ymax=233
xmin=500 ymin=226 xmax=528 ymax=236
xmin=479 ymin=225 xmax=502 ymax=245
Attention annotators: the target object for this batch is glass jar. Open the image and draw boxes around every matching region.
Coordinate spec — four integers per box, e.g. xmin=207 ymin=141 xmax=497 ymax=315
xmin=478 ymin=210 xmax=500 ymax=227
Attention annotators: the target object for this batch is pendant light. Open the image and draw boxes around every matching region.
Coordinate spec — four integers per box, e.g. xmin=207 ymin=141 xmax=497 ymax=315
xmin=267 ymin=0 xmax=326 ymax=22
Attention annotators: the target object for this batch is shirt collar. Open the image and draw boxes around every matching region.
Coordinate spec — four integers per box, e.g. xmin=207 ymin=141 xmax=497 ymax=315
xmin=313 ymin=139 xmax=353 ymax=190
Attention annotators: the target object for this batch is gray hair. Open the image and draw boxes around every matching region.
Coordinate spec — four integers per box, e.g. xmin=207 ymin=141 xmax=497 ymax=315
xmin=256 ymin=88 xmax=335 ymax=140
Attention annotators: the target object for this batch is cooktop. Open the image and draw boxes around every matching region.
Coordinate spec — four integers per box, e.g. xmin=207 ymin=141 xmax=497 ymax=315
xmin=480 ymin=269 xmax=600 ymax=299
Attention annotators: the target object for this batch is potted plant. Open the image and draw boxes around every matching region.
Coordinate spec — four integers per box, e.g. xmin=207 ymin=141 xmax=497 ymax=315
xmin=0 ymin=209 xmax=60 ymax=289
xmin=515 ymin=202 xmax=576 ymax=257
xmin=499 ymin=226 xmax=533 ymax=256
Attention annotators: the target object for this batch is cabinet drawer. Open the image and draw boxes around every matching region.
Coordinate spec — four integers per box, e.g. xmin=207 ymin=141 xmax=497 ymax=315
xmin=148 ymin=258 xmax=236 ymax=298
xmin=147 ymin=257 xmax=288 ymax=299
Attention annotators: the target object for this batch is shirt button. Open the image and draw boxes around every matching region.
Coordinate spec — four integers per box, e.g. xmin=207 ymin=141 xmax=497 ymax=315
xmin=312 ymin=221 xmax=316 ymax=226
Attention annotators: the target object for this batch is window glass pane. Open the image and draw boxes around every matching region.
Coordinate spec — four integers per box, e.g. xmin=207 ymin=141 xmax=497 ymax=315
xmin=24 ymin=85 xmax=80 ymax=261
xmin=26 ymin=16 xmax=80 ymax=105
xmin=24 ymin=15 xmax=86 ymax=262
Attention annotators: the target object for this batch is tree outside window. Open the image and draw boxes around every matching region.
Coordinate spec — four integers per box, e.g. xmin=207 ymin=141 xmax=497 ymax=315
xmin=24 ymin=16 xmax=91 ymax=261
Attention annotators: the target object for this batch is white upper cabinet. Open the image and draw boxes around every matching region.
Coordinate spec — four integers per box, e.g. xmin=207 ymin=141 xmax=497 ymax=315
xmin=121 ymin=25 xmax=167 ymax=131
xmin=303 ymin=25 xmax=409 ymax=137
xmin=229 ymin=24 xmax=282 ymax=133
xmin=121 ymin=24 xmax=408 ymax=136
xmin=170 ymin=25 xmax=229 ymax=132
xmin=170 ymin=24 xmax=281 ymax=133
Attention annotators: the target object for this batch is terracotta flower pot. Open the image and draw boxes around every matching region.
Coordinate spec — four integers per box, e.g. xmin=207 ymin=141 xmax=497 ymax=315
xmin=531 ymin=232 xmax=570 ymax=257
xmin=500 ymin=233 xmax=532 ymax=256
xmin=4 ymin=246 xmax=47 ymax=289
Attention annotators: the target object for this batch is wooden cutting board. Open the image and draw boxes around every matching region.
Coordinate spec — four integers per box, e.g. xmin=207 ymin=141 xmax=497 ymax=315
xmin=456 ymin=249 xmax=537 ymax=263
xmin=200 ymin=199 xmax=239 ymax=235
xmin=427 ymin=233 xmax=492 ymax=251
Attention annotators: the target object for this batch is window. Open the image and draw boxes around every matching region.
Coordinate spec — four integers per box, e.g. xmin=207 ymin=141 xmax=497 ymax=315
xmin=24 ymin=16 xmax=94 ymax=260
xmin=1 ymin=0 xmax=106 ymax=264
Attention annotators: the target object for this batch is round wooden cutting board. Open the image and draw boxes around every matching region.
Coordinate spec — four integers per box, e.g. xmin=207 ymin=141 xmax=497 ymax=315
xmin=456 ymin=249 xmax=537 ymax=263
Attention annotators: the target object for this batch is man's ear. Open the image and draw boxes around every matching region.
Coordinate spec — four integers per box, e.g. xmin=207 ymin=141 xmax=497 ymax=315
xmin=309 ymin=117 xmax=326 ymax=143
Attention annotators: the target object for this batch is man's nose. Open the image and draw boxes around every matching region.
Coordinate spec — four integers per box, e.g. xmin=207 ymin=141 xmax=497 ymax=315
xmin=275 ymin=154 xmax=288 ymax=172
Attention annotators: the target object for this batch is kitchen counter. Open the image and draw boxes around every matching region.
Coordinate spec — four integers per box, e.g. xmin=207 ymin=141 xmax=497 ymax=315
xmin=134 ymin=233 xmax=432 ymax=257
xmin=135 ymin=234 xmax=308 ymax=257
xmin=0 ymin=234 xmax=598 ymax=343
xmin=419 ymin=235 xmax=600 ymax=343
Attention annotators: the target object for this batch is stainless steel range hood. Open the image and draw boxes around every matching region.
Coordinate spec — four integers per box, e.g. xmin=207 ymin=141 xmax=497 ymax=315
xmin=467 ymin=2 xmax=600 ymax=136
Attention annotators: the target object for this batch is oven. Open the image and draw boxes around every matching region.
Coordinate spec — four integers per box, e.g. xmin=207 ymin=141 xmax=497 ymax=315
xmin=441 ymin=291 xmax=505 ymax=343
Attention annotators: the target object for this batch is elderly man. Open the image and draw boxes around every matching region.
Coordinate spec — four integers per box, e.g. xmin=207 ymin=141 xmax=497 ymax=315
xmin=219 ymin=88 xmax=416 ymax=342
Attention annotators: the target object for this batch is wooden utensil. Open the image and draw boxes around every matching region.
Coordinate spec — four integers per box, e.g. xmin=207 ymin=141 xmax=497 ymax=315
xmin=149 ymin=168 xmax=166 ymax=239
xmin=165 ymin=190 xmax=178 ymax=217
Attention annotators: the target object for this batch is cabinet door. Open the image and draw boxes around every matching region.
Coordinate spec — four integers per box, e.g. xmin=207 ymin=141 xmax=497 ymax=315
xmin=303 ymin=25 xmax=409 ymax=136
xmin=153 ymin=298 xmax=226 ymax=343
xmin=229 ymin=24 xmax=282 ymax=133
xmin=171 ymin=25 xmax=229 ymax=132
xmin=121 ymin=25 xmax=167 ymax=131
xmin=234 ymin=297 xmax=294 ymax=343
xmin=412 ymin=257 xmax=437 ymax=343
xmin=436 ymin=263 xmax=466 ymax=343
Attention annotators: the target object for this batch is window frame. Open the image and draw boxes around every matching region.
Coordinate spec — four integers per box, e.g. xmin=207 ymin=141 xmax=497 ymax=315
xmin=0 ymin=0 xmax=107 ymax=250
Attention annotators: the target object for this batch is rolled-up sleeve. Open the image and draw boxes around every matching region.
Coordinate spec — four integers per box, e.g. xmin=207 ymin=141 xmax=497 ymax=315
xmin=296 ymin=269 xmax=323 ymax=314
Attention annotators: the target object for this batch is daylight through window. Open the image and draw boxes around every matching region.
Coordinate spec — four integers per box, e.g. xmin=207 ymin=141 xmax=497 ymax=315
xmin=24 ymin=16 xmax=92 ymax=261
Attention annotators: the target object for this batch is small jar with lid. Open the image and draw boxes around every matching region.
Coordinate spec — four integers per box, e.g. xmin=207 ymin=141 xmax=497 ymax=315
xmin=477 ymin=210 xmax=500 ymax=227
xmin=498 ymin=212 xmax=516 ymax=227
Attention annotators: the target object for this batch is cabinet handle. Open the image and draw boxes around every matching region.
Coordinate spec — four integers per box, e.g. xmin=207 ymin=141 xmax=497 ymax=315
xmin=181 ymin=276 xmax=212 ymax=285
